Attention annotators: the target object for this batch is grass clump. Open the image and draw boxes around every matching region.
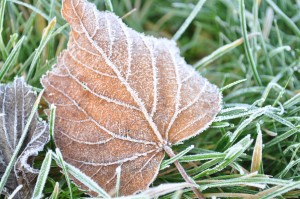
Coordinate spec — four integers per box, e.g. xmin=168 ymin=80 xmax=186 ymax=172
xmin=1 ymin=0 xmax=300 ymax=198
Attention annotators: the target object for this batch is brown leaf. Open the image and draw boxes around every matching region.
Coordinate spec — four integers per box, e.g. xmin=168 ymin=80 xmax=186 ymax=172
xmin=41 ymin=0 xmax=221 ymax=196
xmin=0 ymin=78 xmax=49 ymax=198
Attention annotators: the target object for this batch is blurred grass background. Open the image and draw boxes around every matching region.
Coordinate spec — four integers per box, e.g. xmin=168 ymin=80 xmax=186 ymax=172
xmin=1 ymin=0 xmax=300 ymax=198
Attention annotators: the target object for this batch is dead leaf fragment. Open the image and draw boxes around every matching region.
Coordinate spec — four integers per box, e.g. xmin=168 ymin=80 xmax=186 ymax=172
xmin=0 ymin=78 xmax=49 ymax=198
xmin=41 ymin=0 xmax=221 ymax=196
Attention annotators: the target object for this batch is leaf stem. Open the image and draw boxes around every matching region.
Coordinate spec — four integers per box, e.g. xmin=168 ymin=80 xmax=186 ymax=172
xmin=164 ymin=146 xmax=204 ymax=199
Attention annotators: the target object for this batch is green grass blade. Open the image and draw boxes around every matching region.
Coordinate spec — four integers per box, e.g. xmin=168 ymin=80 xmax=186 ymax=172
xmin=239 ymin=0 xmax=262 ymax=86
xmin=265 ymin=126 xmax=300 ymax=147
xmin=32 ymin=151 xmax=52 ymax=199
xmin=194 ymin=34 xmax=258 ymax=69
xmin=7 ymin=0 xmax=50 ymax=20
xmin=172 ymin=0 xmax=207 ymax=41
xmin=104 ymin=0 xmax=113 ymax=12
xmin=229 ymin=107 xmax=266 ymax=142
xmin=0 ymin=0 xmax=6 ymax=40
xmin=266 ymin=0 xmax=300 ymax=37
xmin=49 ymin=182 xmax=60 ymax=199
xmin=0 ymin=36 xmax=25 ymax=81
xmin=257 ymin=181 xmax=300 ymax=199
xmin=49 ymin=104 xmax=56 ymax=141
xmin=0 ymin=0 xmax=8 ymax=59
xmin=115 ymin=166 xmax=121 ymax=197
xmin=171 ymin=190 xmax=183 ymax=199
xmin=198 ymin=175 xmax=291 ymax=191
xmin=51 ymin=151 xmax=111 ymax=198
xmin=179 ymin=152 xmax=225 ymax=163
xmin=160 ymin=145 xmax=194 ymax=170
xmin=55 ymin=148 xmax=73 ymax=199
xmin=26 ymin=17 xmax=56 ymax=82
xmin=220 ymin=79 xmax=247 ymax=92
xmin=283 ymin=93 xmax=300 ymax=108
xmin=193 ymin=136 xmax=253 ymax=179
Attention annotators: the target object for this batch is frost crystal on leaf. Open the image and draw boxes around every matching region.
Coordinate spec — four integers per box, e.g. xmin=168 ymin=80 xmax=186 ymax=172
xmin=0 ymin=78 xmax=49 ymax=198
xmin=41 ymin=0 xmax=221 ymax=196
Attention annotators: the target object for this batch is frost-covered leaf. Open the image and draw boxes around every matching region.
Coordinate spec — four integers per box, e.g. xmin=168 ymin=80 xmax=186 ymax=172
xmin=41 ymin=0 xmax=221 ymax=196
xmin=0 ymin=78 xmax=49 ymax=198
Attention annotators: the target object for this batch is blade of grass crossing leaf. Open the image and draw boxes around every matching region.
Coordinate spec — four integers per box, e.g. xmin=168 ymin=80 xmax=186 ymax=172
xmin=0 ymin=36 xmax=25 ymax=81
xmin=49 ymin=182 xmax=60 ymax=199
xmin=49 ymin=104 xmax=56 ymax=141
xmin=239 ymin=0 xmax=262 ymax=86
xmin=251 ymin=123 xmax=263 ymax=173
xmin=172 ymin=0 xmax=207 ymax=41
xmin=0 ymin=0 xmax=8 ymax=59
xmin=115 ymin=166 xmax=121 ymax=197
xmin=265 ymin=0 xmax=300 ymax=37
xmin=51 ymin=151 xmax=111 ymax=198
xmin=161 ymin=145 xmax=194 ymax=170
xmin=7 ymin=185 xmax=23 ymax=199
xmin=55 ymin=148 xmax=73 ymax=199
xmin=26 ymin=17 xmax=56 ymax=82
xmin=32 ymin=151 xmax=52 ymax=199
xmin=0 ymin=90 xmax=44 ymax=194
